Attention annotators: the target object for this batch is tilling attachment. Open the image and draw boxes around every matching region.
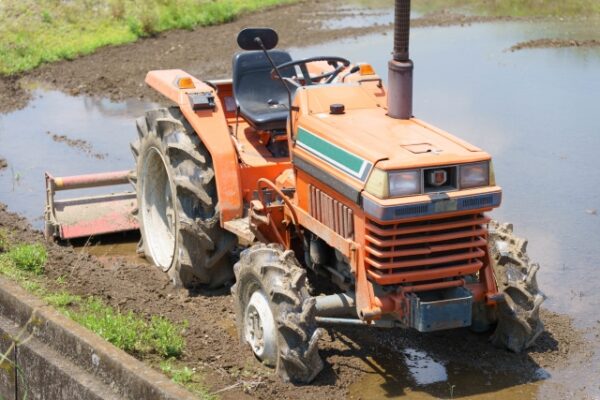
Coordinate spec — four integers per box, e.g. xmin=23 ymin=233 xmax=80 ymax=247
xmin=44 ymin=170 xmax=138 ymax=240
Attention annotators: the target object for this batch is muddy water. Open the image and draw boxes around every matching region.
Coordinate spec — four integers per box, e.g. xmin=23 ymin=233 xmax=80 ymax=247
xmin=1 ymin=12 xmax=600 ymax=400
xmin=0 ymin=89 xmax=157 ymax=223
xmin=289 ymin=18 xmax=600 ymax=400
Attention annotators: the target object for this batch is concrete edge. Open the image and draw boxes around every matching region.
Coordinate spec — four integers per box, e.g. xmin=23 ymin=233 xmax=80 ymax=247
xmin=0 ymin=276 xmax=197 ymax=400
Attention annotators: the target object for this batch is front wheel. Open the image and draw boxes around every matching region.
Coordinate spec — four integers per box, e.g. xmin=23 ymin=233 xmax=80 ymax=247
xmin=489 ymin=221 xmax=545 ymax=352
xmin=231 ymin=244 xmax=323 ymax=383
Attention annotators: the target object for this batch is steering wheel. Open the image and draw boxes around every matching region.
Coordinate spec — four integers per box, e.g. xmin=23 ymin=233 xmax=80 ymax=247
xmin=270 ymin=56 xmax=351 ymax=86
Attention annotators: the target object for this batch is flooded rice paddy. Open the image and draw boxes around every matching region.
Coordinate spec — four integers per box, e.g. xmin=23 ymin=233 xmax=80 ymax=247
xmin=1 ymin=8 xmax=599 ymax=399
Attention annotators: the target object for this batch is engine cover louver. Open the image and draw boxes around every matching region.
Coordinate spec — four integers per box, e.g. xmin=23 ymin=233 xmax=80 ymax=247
xmin=309 ymin=185 xmax=354 ymax=239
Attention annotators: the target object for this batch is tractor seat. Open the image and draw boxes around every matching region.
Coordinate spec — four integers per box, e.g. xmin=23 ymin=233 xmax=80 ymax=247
xmin=232 ymin=50 xmax=296 ymax=131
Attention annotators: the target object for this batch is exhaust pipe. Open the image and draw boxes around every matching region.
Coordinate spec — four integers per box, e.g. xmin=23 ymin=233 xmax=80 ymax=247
xmin=387 ymin=0 xmax=413 ymax=119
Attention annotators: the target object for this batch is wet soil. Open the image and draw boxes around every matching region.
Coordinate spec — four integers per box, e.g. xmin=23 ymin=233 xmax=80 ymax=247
xmin=509 ymin=38 xmax=600 ymax=51
xmin=46 ymin=131 xmax=107 ymax=159
xmin=0 ymin=203 xmax=592 ymax=399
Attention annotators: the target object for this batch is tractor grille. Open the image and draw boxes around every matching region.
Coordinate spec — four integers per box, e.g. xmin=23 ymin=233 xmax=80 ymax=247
xmin=309 ymin=185 xmax=354 ymax=239
xmin=365 ymin=212 xmax=489 ymax=285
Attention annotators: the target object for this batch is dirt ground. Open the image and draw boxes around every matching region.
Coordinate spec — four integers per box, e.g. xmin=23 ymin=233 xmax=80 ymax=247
xmin=0 ymin=202 xmax=591 ymax=399
xmin=46 ymin=131 xmax=107 ymax=159
xmin=509 ymin=38 xmax=600 ymax=51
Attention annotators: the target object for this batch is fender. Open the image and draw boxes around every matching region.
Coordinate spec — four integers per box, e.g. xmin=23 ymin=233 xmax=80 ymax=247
xmin=145 ymin=69 xmax=243 ymax=222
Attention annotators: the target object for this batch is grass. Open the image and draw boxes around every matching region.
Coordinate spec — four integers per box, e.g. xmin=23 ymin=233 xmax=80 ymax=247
xmin=0 ymin=230 xmax=187 ymax=360
xmin=160 ymin=359 xmax=217 ymax=399
xmin=7 ymin=244 xmax=47 ymax=275
xmin=413 ymin=0 xmax=600 ymax=17
xmin=64 ymin=297 xmax=187 ymax=358
xmin=0 ymin=231 xmax=214 ymax=397
xmin=0 ymin=0 xmax=296 ymax=75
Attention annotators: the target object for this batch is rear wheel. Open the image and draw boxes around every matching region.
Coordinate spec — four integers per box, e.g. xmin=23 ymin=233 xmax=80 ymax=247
xmin=232 ymin=244 xmax=323 ymax=383
xmin=131 ymin=107 xmax=235 ymax=287
xmin=489 ymin=221 xmax=545 ymax=352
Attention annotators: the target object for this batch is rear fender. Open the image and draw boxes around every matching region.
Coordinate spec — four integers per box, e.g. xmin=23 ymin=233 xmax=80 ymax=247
xmin=145 ymin=69 xmax=243 ymax=222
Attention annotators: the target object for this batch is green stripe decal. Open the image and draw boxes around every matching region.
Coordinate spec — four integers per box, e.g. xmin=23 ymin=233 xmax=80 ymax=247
xmin=296 ymin=127 xmax=372 ymax=181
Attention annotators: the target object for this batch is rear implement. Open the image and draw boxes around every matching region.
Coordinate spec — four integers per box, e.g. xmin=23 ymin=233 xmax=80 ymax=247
xmin=44 ymin=170 xmax=137 ymax=240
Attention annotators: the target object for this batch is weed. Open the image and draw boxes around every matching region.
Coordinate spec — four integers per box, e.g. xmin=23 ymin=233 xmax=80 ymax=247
xmin=41 ymin=10 xmax=53 ymax=24
xmin=44 ymin=291 xmax=81 ymax=308
xmin=0 ymin=229 xmax=9 ymax=252
xmin=159 ymin=359 xmax=215 ymax=398
xmin=160 ymin=360 xmax=194 ymax=384
xmin=55 ymin=275 xmax=67 ymax=285
xmin=67 ymin=297 xmax=186 ymax=357
xmin=8 ymin=244 xmax=47 ymax=275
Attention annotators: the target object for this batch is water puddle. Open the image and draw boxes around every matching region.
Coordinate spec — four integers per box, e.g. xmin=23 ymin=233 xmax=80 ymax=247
xmin=0 ymin=89 xmax=157 ymax=225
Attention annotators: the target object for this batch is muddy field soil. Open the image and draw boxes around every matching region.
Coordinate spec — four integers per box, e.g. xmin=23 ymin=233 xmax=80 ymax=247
xmin=509 ymin=38 xmax=600 ymax=51
xmin=0 ymin=203 xmax=591 ymax=400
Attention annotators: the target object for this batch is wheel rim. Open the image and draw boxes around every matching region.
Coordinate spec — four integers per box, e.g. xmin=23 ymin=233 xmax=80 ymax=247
xmin=141 ymin=146 xmax=176 ymax=271
xmin=244 ymin=290 xmax=277 ymax=366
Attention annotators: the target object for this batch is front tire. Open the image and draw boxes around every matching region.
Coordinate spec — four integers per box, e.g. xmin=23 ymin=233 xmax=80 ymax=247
xmin=489 ymin=221 xmax=545 ymax=352
xmin=232 ymin=244 xmax=323 ymax=383
xmin=131 ymin=107 xmax=235 ymax=288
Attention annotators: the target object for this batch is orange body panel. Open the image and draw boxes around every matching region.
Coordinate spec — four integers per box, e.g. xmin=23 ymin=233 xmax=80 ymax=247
xmin=145 ymin=70 xmax=244 ymax=222
xmin=145 ymin=66 xmax=501 ymax=322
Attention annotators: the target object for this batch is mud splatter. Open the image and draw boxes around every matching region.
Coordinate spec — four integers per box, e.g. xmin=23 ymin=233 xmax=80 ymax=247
xmin=46 ymin=131 xmax=107 ymax=159
xmin=0 ymin=158 xmax=6 ymax=170
xmin=509 ymin=38 xmax=600 ymax=51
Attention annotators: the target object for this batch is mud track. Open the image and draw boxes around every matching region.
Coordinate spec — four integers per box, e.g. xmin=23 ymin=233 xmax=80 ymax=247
xmin=0 ymin=204 xmax=590 ymax=399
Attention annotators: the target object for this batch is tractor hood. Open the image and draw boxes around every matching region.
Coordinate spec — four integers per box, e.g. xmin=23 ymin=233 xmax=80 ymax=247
xmin=294 ymin=85 xmax=490 ymax=179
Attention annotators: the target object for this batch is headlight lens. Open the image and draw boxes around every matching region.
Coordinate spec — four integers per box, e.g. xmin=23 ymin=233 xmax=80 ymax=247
xmin=460 ymin=162 xmax=489 ymax=189
xmin=365 ymin=168 xmax=420 ymax=199
xmin=389 ymin=170 xmax=420 ymax=197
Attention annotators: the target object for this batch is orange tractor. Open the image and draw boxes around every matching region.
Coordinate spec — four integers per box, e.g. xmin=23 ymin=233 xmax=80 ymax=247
xmin=45 ymin=0 xmax=544 ymax=383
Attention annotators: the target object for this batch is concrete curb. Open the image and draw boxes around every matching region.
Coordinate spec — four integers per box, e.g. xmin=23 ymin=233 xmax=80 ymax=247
xmin=0 ymin=276 xmax=197 ymax=400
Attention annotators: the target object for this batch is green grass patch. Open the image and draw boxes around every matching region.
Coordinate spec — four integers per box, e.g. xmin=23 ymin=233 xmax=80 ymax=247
xmin=0 ymin=0 xmax=297 ymax=75
xmin=414 ymin=0 xmax=600 ymax=17
xmin=0 ymin=237 xmax=186 ymax=361
xmin=65 ymin=297 xmax=187 ymax=358
xmin=160 ymin=359 xmax=216 ymax=399
xmin=0 ymin=229 xmax=10 ymax=253
xmin=7 ymin=244 xmax=47 ymax=275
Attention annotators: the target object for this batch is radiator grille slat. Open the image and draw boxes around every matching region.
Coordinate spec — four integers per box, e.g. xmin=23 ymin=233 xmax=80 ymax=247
xmin=365 ymin=212 xmax=488 ymax=285
xmin=309 ymin=185 xmax=354 ymax=239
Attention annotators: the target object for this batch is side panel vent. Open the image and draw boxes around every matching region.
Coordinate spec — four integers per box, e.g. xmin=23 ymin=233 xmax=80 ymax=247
xmin=309 ymin=185 xmax=354 ymax=239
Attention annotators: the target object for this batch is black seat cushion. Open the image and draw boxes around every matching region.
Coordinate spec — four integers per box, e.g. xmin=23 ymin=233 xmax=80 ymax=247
xmin=232 ymin=50 xmax=295 ymax=131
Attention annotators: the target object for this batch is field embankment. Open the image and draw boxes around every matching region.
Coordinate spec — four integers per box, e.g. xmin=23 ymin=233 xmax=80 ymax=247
xmin=0 ymin=0 xmax=296 ymax=75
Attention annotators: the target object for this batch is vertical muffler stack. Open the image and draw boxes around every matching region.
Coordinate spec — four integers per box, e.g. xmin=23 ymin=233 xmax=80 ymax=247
xmin=387 ymin=0 xmax=413 ymax=119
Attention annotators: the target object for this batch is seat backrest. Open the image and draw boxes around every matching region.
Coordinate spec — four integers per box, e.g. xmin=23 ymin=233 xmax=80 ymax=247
xmin=232 ymin=50 xmax=294 ymax=114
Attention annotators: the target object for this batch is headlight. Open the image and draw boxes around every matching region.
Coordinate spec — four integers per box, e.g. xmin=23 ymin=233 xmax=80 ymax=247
xmin=460 ymin=162 xmax=489 ymax=189
xmin=365 ymin=168 xmax=420 ymax=199
xmin=389 ymin=170 xmax=420 ymax=197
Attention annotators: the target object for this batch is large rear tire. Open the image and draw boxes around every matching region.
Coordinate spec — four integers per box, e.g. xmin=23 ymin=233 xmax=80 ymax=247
xmin=232 ymin=244 xmax=323 ymax=383
xmin=489 ymin=221 xmax=545 ymax=352
xmin=131 ymin=107 xmax=235 ymax=288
